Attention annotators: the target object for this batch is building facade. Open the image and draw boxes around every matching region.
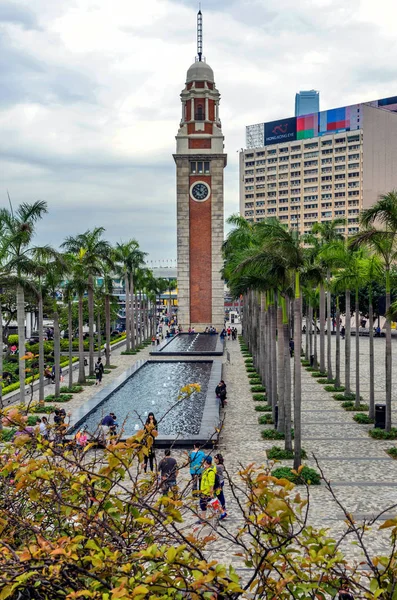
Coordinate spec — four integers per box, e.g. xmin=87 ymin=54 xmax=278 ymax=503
xmin=295 ymin=90 xmax=320 ymax=116
xmin=174 ymin=43 xmax=227 ymax=331
xmin=241 ymin=97 xmax=397 ymax=235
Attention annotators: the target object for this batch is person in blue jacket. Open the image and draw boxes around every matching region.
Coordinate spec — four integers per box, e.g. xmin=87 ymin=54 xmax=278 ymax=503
xmin=189 ymin=442 xmax=206 ymax=491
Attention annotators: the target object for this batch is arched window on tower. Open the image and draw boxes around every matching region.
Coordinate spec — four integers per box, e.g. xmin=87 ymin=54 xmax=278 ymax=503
xmin=195 ymin=103 xmax=205 ymax=121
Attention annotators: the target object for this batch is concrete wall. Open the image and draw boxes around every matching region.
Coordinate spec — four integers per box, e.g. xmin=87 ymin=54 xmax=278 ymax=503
xmin=362 ymin=105 xmax=397 ymax=209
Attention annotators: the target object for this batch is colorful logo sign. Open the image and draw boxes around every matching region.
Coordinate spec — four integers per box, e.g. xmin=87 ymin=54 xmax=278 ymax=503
xmin=264 ymin=117 xmax=297 ymax=145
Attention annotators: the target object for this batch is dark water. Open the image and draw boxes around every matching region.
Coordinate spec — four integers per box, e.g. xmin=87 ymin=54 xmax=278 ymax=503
xmin=163 ymin=333 xmax=219 ymax=352
xmin=79 ymin=361 xmax=212 ymax=436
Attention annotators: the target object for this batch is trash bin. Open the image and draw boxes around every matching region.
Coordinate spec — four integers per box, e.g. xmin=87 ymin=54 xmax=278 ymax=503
xmin=310 ymin=354 xmax=314 ymax=367
xmin=274 ymin=405 xmax=279 ymax=429
xmin=375 ymin=403 xmax=386 ymax=429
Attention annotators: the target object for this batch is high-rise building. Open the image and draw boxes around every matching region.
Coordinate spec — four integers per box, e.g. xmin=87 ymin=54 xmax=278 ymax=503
xmin=174 ymin=10 xmax=226 ymax=331
xmin=295 ymin=90 xmax=320 ymax=116
xmin=241 ymin=96 xmax=397 ymax=236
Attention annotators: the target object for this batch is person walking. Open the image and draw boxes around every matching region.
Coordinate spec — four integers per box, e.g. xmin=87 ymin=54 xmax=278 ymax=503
xmin=215 ymin=380 xmax=227 ymax=408
xmin=214 ymin=453 xmax=227 ymax=520
xmin=158 ymin=449 xmax=178 ymax=495
xmin=341 ymin=325 xmax=346 ymax=340
xmin=95 ymin=357 xmax=104 ymax=385
xmin=39 ymin=416 xmax=49 ymax=440
xmin=143 ymin=413 xmax=157 ymax=472
xmin=189 ymin=442 xmax=206 ymax=491
xmin=197 ymin=456 xmax=217 ymax=524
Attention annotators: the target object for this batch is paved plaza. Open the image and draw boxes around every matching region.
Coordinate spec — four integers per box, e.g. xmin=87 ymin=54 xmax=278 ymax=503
xmin=16 ymin=333 xmax=397 ymax=569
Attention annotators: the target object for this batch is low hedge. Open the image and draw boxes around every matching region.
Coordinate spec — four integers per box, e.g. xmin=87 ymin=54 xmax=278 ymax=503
xmin=258 ymin=414 xmax=274 ymax=424
xmin=342 ymin=402 xmax=369 ymax=412
xmin=60 ymin=385 xmax=83 ymax=394
xmin=248 ymin=373 xmax=259 ymax=379
xmin=32 ymin=404 xmax=56 ymax=414
xmin=251 ymin=385 xmax=266 ymax=393
xmin=267 ymin=446 xmax=307 ymax=460
xmin=246 ymin=367 xmax=255 ymax=373
xmin=386 ymin=447 xmax=397 ymax=459
xmin=81 ymin=381 xmax=95 ymax=386
xmin=255 ymin=405 xmax=272 ymax=412
xmin=0 ymin=428 xmax=16 ymax=441
xmin=353 ymin=413 xmax=374 ymax=424
xmin=311 ymin=371 xmax=326 ymax=378
xmin=324 ymin=385 xmax=345 ymax=393
xmin=301 ymin=360 xmax=310 ymax=367
xmin=261 ymin=429 xmax=294 ymax=440
xmin=333 ymin=392 xmax=355 ymax=401
xmin=44 ymin=394 xmax=73 ymax=403
xmin=121 ymin=351 xmax=138 ymax=356
xmin=369 ymin=428 xmax=397 ymax=439
xmin=253 ymin=394 xmax=267 ymax=401
xmin=272 ymin=466 xmax=320 ymax=485
xmin=249 ymin=379 xmax=262 ymax=386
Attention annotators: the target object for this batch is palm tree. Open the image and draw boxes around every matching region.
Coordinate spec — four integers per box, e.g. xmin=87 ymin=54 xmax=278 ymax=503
xmin=167 ymin=279 xmax=177 ymax=321
xmin=350 ymin=191 xmax=397 ymax=430
xmin=67 ymin=252 xmax=89 ymax=385
xmin=63 ymin=282 xmax=76 ymax=390
xmin=62 ymin=228 xmax=112 ymax=376
xmin=101 ymin=266 xmax=114 ymax=368
xmin=0 ymin=200 xmax=48 ymax=402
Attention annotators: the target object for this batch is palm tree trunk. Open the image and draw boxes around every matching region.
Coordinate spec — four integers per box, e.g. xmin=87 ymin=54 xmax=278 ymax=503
xmin=97 ymin=312 xmax=101 ymax=360
xmin=305 ymin=302 xmax=309 ymax=361
xmin=139 ymin=290 xmax=143 ymax=345
xmin=259 ymin=293 xmax=265 ymax=384
xmin=0 ymin=297 xmax=3 ymax=425
xmin=344 ymin=290 xmax=351 ymax=397
xmin=335 ymin=299 xmax=341 ymax=389
xmin=88 ymin=275 xmax=94 ymax=375
xmin=38 ymin=292 xmax=45 ymax=404
xmin=308 ymin=304 xmax=313 ymax=361
xmin=354 ymin=288 xmax=360 ymax=409
xmin=369 ymin=290 xmax=375 ymax=420
xmin=105 ymin=294 xmax=111 ymax=367
xmin=326 ymin=270 xmax=333 ymax=381
xmin=68 ymin=300 xmax=73 ymax=390
xmin=293 ymin=272 xmax=302 ymax=470
xmin=319 ymin=284 xmax=326 ymax=374
xmin=270 ymin=294 xmax=277 ymax=421
xmin=313 ymin=309 xmax=318 ymax=369
xmin=385 ymin=268 xmax=392 ymax=431
xmin=277 ymin=300 xmax=285 ymax=433
xmin=78 ymin=295 xmax=86 ymax=384
xmin=125 ymin=275 xmax=130 ymax=352
xmin=17 ymin=284 xmax=25 ymax=403
xmin=130 ymin=278 xmax=136 ymax=351
xmin=283 ymin=299 xmax=292 ymax=452
xmin=54 ymin=309 xmax=61 ymax=398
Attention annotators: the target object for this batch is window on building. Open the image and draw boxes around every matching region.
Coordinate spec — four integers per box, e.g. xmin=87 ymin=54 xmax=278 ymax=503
xmin=195 ymin=104 xmax=204 ymax=120
xmin=190 ymin=161 xmax=210 ymax=174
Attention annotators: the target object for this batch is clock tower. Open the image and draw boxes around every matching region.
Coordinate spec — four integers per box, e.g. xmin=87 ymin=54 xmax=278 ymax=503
xmin=174 ymin=10 xmax=227 ymax=332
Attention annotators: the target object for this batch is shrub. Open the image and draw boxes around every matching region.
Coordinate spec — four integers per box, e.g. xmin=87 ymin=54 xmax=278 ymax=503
xmin=253 ymin=394 xmax=267 ymax=401
xmin=258 ymin=414 xmax=274 ymax=424
xmin=267 ymin=446 xmax=307 ymax=460
xmin=246 ymin=367 xmax=255 ymax=373
xmin=324 ymin=385 xmax=345 ymax=392
xmin=249 ymin=379 xmax=262 ymax=386
xmin=248 ymin=373 xmax=259 ymax=379
xmin=44 ymin=394 xmax=73 ymax=403
xmin=27 ymin=416 xmax=40 ymax=426
xmin=255 ymin=405 xmax=272 ymax=412
xmin=343 ymin=403 xmax=369 ymax=412
xmin=81 ymin=381 xmax=95 ymax=386
xmin=369 ymin=428 xmax=397 ymax=439
xmin=301 ymin=360 xmax=310 ymax=366
xmin=272 ymin=466 xmax=321 ymax=485
xmin=353 ymin=413 xmax=374 ymax=424
xmin=103 ymin=369 xmax=111 ymax=374
xmin=244 ymin=359 xmax=254 ymax=365
xmin=60 ymin=385 xmax=83 ymax=394
xmin=7 ymin=334 xmax=19 ymax=345
xmin=121 ymin=351 xmax=138 ymax=355
xmin=108 ymin=365 xmax=118 ymax=369
xmin=305 ymin=367 xmax=316 ymax=372
xmin=32 ymin=404 xmax=56 ymax=414
xmin=311 ymin=371 xmax=326 ymax=378
xmin=386 ymin=447 xmax=397 ymax=459
xmin=251 ymin=385 xmax=266 ymax=393
xmin=316 ymin=378 xmax=329 ymax=385
xmin=261 ymin=429 xmax=294 ymax=440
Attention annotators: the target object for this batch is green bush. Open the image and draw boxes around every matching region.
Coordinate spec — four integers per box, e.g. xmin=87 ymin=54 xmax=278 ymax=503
xmin=45 ymin=394 xmax=73 ymax=403
xmin=369 ymin=428 xmax=397 ymax=439
xmin=253 ymin=394 xmax=267 ymax=401
xmin=251 ymin=385 xmax=266 ymax=393
xmin=343 ymin=403 xmax=369 ymax=412
xmin=81 ymin=381 xmax=95 ymax=386
xmin=246 ymin=367 xmax=255 ymax=373
xmin=258 ymin=414 xmax=274 ymax=424
xmin=301 ymin=360 xmax=310 ymax=366
xmin=261 ymin=429 xmax=294 ymax=440
xmin=305 ymin=367 xmax=316 ymax=372
xmin=121 ymin=351 xmax=138 ymax=356
xmin=353 ymin=413 xmax=374 ymax=424
xmin=60 ymin=385 xmax=83 ymax=394
xmin=244 ymin=360 xmax=254 ymax=365
xmin=0 ymin=428 xmax=16 ymax=441
xmin=249 ymin=379 xmax=262 ymax=386
xmin=311 ymin=371 xmax=326 ymax=378
xmin=324 ymin=385 xmax=345 ymax=392
xmin=108 ymin=365 xmax=118 ymax=369
xmin=8 ymin=334 xmax=19 ymax=345
xmin=27 ymin=415 xmax=40 ymax=426
xmin=32 ymin=404 xmax=56 ymax=414
xmin=255 ymin=405 xmax=272 ymax=412
xmin=248 ymin=373 xmax=259 ymax=379
xmin=272 ymin=466 xmax=320 ymax=485
xmin=267 ymin=446 xmax=307 ymax=460
xmin=316 ymin=379 xmax=329 ymax=385
xmin=386 ymin=447 xmax=397 ymax=459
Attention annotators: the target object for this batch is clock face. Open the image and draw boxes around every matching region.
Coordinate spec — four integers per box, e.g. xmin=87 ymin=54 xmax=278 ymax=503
xmin=191 ymin=182 xmax=210 ymax=202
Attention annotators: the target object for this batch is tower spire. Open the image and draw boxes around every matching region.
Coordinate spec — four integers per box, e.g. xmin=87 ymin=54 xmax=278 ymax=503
xmin=197 ymin=6 xmax=203 ymax=62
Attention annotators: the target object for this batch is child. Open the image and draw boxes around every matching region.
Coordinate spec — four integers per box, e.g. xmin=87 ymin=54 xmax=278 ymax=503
xmin=214 ymin=453 xmax=227 ymax=520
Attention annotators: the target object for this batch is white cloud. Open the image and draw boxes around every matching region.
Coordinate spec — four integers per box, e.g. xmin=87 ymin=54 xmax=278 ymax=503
xmin=0 ymin=0 xmax=397 ymax=259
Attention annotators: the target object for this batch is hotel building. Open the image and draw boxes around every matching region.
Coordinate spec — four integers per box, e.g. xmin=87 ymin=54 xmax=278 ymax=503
xmin=240 ymin=96 xmax=397 ymax=235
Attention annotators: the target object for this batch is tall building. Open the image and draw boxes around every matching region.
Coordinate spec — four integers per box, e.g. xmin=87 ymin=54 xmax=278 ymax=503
xmin=295 ymin=90 xmax=320 ymax=116
xmin=241 ymin=96 xmax=397 ymax=236
xmin=174 ymin=10 xmax=227 ymax=331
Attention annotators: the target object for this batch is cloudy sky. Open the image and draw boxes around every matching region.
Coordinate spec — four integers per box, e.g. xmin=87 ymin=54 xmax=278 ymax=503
xmin=1 ymin=0 xmax=396 ymax=263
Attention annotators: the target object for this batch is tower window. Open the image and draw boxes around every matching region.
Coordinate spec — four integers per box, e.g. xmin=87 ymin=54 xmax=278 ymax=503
xmin=190 ymin=161 xmax=210 ymax=174
xmin=195 ymin=104 xmax=205 ymax=121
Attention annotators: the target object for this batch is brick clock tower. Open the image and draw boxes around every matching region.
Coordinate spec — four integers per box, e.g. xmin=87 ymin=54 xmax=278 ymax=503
xmin=174 ymin=10 xmax=227 ymax=332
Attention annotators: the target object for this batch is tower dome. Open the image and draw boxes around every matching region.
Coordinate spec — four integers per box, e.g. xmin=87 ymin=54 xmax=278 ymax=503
xmin=186 ymin=61 xmax=214 ymax=84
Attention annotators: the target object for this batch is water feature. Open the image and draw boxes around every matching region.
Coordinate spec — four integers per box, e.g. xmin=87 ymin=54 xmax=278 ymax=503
xmin=72 ymin=361 xmax=214 ymax=437
xmin=151 ymin=333 xmax=223 ymax=355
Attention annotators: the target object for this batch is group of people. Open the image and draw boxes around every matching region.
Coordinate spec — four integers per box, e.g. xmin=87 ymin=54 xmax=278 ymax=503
xmin=220 ymin=327 xmax=237 ymax=341
xmin=44 ymin=364 xmax=63 ymax=384
xmin=203 ymin=326 xmax=218 ymax=334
